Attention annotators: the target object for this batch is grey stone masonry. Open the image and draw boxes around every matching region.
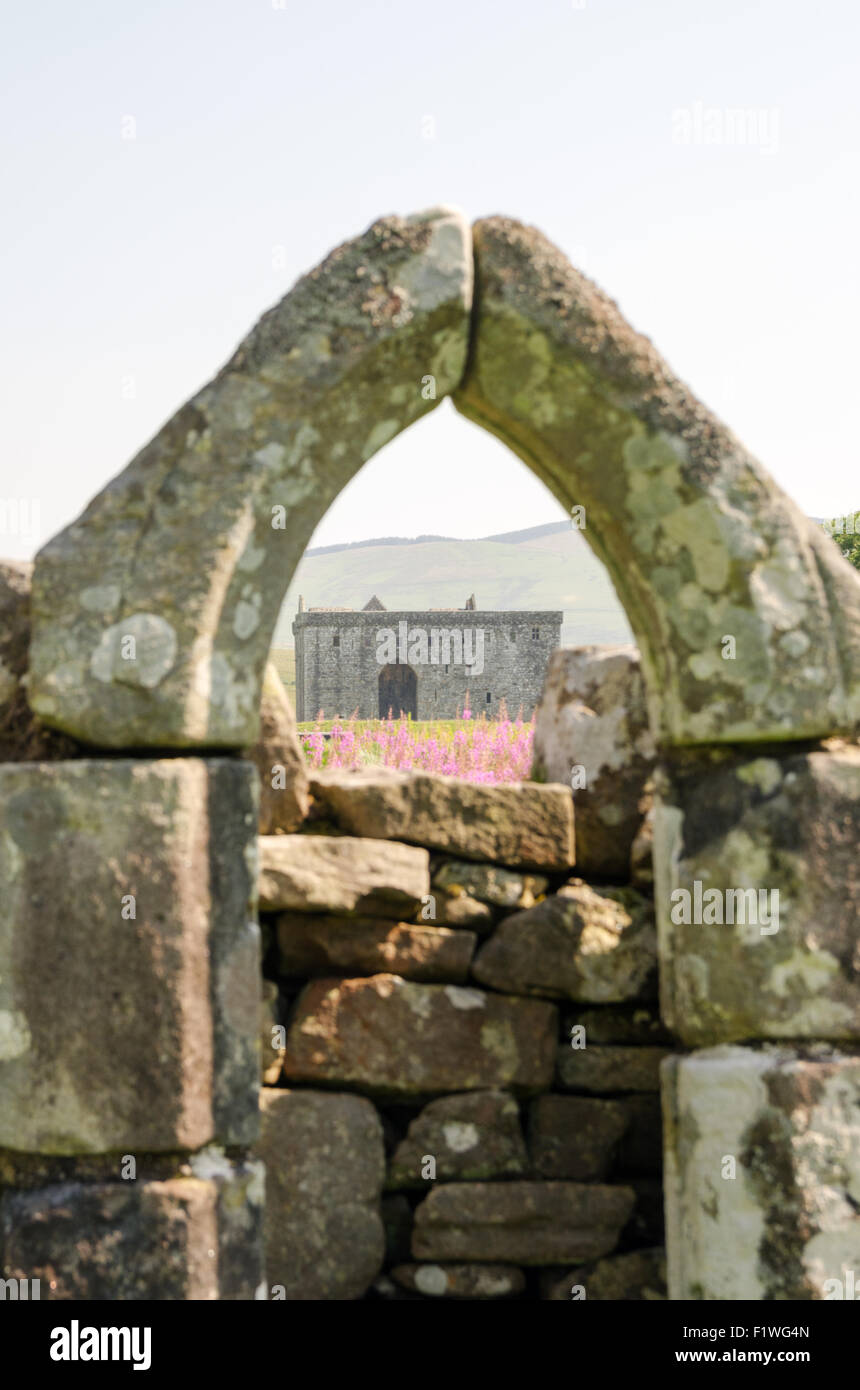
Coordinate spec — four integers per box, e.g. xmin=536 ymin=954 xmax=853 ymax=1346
xmin=293 ymin=603 xmax=562 ymax=721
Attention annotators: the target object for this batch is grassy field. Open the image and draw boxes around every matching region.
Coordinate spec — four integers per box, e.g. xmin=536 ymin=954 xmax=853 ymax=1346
xmin=269 ymin=647 xmax=296 ymax=705
xmin=295 ymin=716 xmax=472 ymax=735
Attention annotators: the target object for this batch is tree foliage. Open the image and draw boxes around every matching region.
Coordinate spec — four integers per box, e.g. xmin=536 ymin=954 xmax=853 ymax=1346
xmin=822 ymin=509 xmax=860 ymax=571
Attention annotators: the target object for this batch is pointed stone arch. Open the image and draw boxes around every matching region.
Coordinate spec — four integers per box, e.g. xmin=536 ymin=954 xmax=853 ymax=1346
xmin=27 ymin=208 xmax=860 ymax=748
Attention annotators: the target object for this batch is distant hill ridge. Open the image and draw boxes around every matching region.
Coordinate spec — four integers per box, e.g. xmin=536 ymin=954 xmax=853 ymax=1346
xmin=305 ymin=520 xmax=570 ymax=558
xmin=275 ymin=520 xmax=632 ymax=651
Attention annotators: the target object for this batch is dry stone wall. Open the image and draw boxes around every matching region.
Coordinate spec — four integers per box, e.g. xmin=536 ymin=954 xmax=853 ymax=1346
xmin=254 ymin=727 xmax=669 ymax=1300
xmin=0 ymin=589 xmax=667 ymax=1300
xmin=3 ymin=205 xmax=860 ymax=1302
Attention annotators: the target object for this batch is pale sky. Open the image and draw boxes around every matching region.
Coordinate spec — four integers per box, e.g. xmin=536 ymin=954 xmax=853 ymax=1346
xmin=2 ymin=0 xmax=858 ymax=561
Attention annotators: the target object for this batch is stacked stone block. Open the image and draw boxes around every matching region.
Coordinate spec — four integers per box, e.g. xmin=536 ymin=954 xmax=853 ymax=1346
xmin=0 ymin=754 xmax=265 ymax=1298
xmin=654 ymin=741 xmax=860 ymax=1300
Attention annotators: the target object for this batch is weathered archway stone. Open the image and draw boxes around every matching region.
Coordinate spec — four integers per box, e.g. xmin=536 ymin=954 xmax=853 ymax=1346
xmin=662 ymin=1046 xmax=860 ymax=1300
xmin=26 ymin=208 xmax=860 ymax=750
xmin=28 ymin=208 xmax=473 ymax=748
xmin=454 ymin=218 xmax=860 ymax=745
xmin=653 ymin=742 xmax=860 ymax=1045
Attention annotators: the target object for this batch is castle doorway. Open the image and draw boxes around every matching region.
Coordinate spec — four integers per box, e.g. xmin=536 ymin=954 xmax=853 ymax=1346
xmin=378 ymin=663 xmax=417 ymax=719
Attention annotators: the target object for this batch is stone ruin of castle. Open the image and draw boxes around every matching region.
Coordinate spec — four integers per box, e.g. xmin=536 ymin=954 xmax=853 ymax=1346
xmin=292 ymin=594 xmax=562 ymax=721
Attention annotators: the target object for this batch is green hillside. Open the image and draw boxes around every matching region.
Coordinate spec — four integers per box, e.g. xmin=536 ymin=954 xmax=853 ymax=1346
xmin=272 ymin=522 xmax=632 ymax=653
xmin=269 ymin=647 xmax=296 ymax=705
